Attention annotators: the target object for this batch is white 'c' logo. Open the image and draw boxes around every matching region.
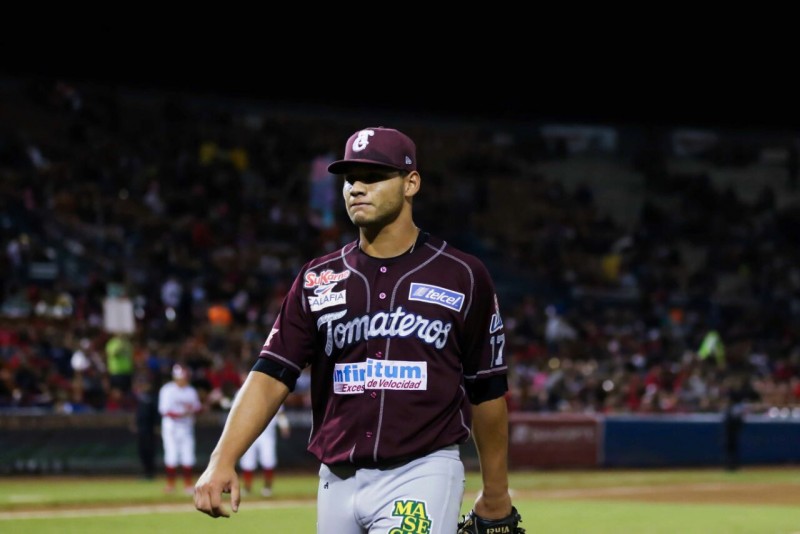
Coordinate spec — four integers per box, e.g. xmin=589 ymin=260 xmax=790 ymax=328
xmin=352 ymin=130 xmax=374 ymax=152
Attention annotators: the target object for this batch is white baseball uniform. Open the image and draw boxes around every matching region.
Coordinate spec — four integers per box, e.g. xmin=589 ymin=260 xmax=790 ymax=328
xmin=239 ymin=410 xmax=280 ymax=471
xmin=158 ymin=379 xmax=202 ymax=468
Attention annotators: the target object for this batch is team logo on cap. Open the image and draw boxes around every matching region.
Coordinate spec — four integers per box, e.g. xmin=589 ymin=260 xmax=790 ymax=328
xmin=352 ymin=130 xmax=375 ymax=152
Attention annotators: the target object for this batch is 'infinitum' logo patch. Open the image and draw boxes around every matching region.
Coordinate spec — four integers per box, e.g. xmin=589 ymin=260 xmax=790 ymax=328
xmin=409 ymin=283 xmax=464 ymax=312
xmin=333 ymin=359 xmax=427 ymax=394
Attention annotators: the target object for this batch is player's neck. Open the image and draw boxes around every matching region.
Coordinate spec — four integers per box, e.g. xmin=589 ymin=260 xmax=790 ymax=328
xmin=359 ymin=224 xmax=420 ymax=259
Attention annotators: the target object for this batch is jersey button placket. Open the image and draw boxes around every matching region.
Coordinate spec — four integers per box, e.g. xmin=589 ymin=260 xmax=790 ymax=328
xmin=373 ymin=268 xmax=387 ymax=420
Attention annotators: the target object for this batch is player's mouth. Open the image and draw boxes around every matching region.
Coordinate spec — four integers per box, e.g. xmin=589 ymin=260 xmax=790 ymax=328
xmin=349 ymin=202 xmax=370 ymax=211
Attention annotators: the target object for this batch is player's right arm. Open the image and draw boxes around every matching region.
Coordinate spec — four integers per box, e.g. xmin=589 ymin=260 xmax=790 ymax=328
xmin=194 ymin=371 xmax=289 ymax=518
xmin=470 ymin=394 xmax=513 ymax=520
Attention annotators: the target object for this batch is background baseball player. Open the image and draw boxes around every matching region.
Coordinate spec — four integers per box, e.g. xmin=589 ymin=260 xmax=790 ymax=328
xmin=194 ymin=126 xmax=522 ymax=533
xmin=132 ymin=370 xmax=160 ymax=480
xmin=159 ymin=363 xmax=202 ymax=494
xmin=239 ymin=402 xmax=290 ymax=496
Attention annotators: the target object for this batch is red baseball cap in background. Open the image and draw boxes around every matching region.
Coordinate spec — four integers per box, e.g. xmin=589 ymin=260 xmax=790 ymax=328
xmin=328 ymin=127 xmax=416 ymax=175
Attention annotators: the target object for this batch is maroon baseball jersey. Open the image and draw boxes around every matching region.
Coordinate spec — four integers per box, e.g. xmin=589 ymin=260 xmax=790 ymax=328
xmin=258 ymin=232 xmax=507 ymax=467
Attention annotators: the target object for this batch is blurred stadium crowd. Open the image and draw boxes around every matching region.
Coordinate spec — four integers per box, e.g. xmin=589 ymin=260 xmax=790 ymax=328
xmin=1 ymin=77 xmax=799 ymax=418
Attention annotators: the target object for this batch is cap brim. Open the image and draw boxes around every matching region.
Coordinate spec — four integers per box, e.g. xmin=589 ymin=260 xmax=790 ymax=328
xmin=327 ymin=159 xmax=405 ymax=175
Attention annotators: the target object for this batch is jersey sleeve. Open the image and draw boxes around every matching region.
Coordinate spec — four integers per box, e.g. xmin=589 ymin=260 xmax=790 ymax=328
xmin=255 ymin=266 xmax=315 ymax=389
xmin=460 ymin=259 xmax=508 ymax=404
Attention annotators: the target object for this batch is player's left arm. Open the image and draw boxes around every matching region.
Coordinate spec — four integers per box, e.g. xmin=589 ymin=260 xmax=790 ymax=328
xmin=460 ymin=256 xmax=513 ymax=520
xmin=471 ymin=395 xmax=513 ymax=520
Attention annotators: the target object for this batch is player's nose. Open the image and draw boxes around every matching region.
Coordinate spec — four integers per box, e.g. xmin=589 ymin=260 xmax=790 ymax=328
xmin=347 ymin=180 xmax=367 ymax=194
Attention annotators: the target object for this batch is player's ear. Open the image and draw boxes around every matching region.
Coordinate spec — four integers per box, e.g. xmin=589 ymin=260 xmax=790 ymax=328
xmin=404 ymin=171 xmax=420 ymax=197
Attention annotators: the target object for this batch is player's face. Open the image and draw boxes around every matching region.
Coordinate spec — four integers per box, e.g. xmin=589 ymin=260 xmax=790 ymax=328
xmin=342 ymin=168 xmax=407 ymax=228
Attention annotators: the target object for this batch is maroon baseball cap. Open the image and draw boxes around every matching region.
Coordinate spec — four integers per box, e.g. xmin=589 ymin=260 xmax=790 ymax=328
xmin=328 ymin=127 xmax=416 ymax=175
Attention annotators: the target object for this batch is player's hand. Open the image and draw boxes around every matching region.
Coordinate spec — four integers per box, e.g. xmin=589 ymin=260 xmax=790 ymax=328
xmin=193 ymin=465 xmax=240 ymax=518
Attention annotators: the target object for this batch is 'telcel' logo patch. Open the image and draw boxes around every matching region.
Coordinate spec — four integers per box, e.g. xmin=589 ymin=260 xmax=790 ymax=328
xmin=408 ymin=283 xmax=464 ymax=312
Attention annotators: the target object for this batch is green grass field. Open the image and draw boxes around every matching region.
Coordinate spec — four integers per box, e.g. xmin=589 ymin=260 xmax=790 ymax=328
xmin=1 ymin=468 xmax=799 ymax=533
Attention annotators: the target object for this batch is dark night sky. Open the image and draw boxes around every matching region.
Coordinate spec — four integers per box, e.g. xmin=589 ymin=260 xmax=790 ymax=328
xmin=4 ymin=63 xmax=799 ymax=133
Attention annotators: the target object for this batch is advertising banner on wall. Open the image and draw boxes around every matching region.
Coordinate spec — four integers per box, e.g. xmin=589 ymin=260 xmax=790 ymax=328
xmin=508 ymin=413 xmax=601 ymax=468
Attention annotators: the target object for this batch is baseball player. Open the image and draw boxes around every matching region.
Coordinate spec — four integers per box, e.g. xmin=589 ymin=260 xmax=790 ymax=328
xmin=238 ymin=403 xmax=290 ymax=496
xmin=194 ymin=126 xmax=523 ymax=533
xmin=159 ymin=363 xmax=202 ymax=494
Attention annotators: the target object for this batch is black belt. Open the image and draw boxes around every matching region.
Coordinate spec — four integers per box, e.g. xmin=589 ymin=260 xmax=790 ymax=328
xmin=326 ymin=455 xmax=418 ymax=479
